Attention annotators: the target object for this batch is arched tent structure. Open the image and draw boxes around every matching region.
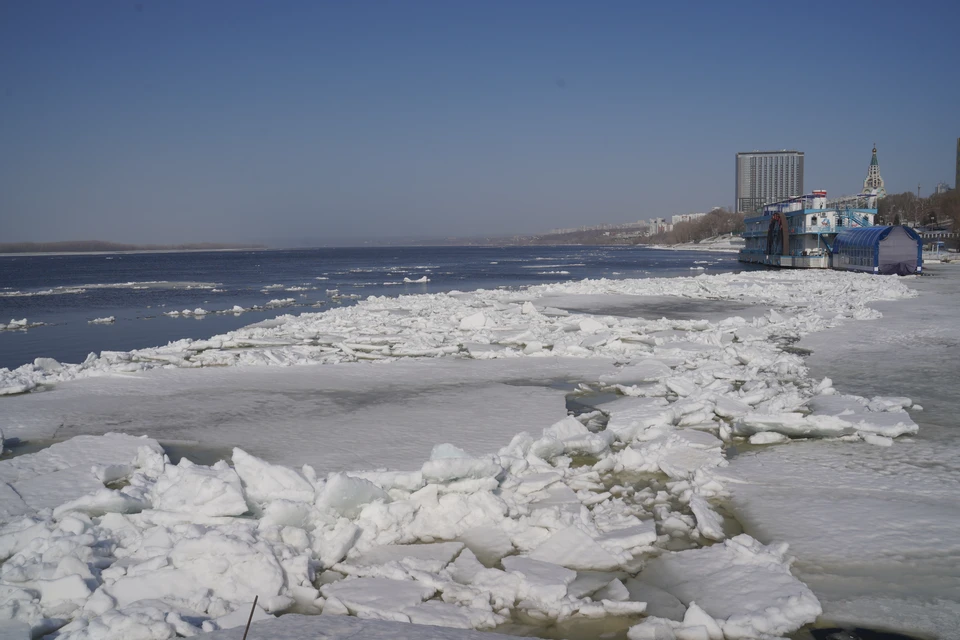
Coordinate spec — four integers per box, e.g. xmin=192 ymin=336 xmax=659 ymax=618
xmin=831 ymin=226 xmax=923 ymax=275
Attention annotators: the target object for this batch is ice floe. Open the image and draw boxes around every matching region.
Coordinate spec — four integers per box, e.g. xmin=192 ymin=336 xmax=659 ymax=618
xmin=0 ymin=319 xmax=46 ymax=332
xmin=0 ymin=269 xmax=931 ymax=638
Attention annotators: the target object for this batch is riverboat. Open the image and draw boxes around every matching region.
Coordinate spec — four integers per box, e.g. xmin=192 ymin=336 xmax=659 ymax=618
xmin=738 ymin=191 xmax=878 ymax=269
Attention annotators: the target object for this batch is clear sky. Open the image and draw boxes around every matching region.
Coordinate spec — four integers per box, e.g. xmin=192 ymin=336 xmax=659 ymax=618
xmin=1 ymin=0 xmax=958 ymax=245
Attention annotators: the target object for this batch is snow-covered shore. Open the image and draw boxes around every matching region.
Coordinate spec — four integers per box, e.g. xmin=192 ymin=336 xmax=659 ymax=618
xmin=645 ymin=235 xmax=745 ymax=254
xmin=0 ymin=268 xmax=946 ymax=639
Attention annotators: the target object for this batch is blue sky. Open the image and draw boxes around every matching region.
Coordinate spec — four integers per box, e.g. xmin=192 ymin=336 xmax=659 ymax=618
xmin=1 ymin=0 xmax=958 ymax=245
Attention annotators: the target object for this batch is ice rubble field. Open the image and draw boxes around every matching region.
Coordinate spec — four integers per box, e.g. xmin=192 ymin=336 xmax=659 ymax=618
xmin=0 ymin=270 xmax=930 ymax=640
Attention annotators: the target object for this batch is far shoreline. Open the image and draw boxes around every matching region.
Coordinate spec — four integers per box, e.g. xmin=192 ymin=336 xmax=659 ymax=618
xmin=0 ymin=242 xmax=755 ymax=258
xmin=0 ymin=247 xmax=270 ymax=258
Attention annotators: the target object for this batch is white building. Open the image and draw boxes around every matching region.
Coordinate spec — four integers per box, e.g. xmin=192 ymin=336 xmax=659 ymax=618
xmin=671 ymin=212 xmax=708 ymax=225
xmin=648 ymin=217 xmax=673 ymax=234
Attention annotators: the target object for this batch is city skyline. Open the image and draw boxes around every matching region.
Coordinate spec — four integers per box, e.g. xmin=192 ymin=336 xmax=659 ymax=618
xmin=1 ymin=1 xmax=958 ymax=245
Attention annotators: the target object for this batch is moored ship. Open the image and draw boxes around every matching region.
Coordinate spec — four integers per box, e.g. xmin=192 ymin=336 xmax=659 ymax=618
xmin=738 ymin=190 xmax=878 ymax=269
xmin=737 ymin=190 xmax=922 ymax=274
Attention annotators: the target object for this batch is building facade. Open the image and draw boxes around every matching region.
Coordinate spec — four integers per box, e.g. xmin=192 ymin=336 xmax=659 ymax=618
xmin=735 ymin=151 xmax=804 ymax=213
xmin=956 ymin=137 xmax=959 ymax=193
xmin=863 ymin=145 xmax=886 ymax=197
xmin=671 ymin=212 xmax=708 ymax=225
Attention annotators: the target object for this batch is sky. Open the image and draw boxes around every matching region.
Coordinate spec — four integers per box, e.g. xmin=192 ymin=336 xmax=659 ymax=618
xmin=1 ymin=0 xmax=958 ymax=246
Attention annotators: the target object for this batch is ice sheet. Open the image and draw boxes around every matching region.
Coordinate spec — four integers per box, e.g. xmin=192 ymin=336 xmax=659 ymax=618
xmin=0 ymin=268 xmax=937 ymax=639
xmin=193 ymin=613 xmax=527 ymax=639
xmin=722 ymin=264 xmax=960 ymax=637
xmin=1 ymin=359 xmax=612 ymax=470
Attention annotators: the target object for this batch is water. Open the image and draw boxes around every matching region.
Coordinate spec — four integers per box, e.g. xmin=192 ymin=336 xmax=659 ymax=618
xmin=0 ymin=245 xmax=756 ymax=370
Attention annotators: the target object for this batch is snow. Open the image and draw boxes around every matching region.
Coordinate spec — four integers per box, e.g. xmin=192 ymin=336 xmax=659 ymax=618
xmin=0 ymin=267 xmax=946 ymax=639
xmin=86 ymin=317 xmax=115 ymax=325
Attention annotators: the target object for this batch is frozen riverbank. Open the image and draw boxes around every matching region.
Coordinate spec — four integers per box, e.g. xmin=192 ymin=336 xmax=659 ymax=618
xmin=0 ymin=269 xmax=938 ymax=639
xmin=723 ymin=263 xmax=960 ymax=638
xmin=646 ymin=235 xmax=745 ymax=254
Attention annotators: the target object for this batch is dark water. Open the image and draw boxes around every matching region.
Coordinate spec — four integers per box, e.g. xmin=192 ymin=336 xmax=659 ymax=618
xmin=0 ymin=245 xmax=756 ymax=370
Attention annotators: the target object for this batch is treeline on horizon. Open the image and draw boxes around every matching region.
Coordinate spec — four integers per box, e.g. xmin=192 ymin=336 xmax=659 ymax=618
xmin=0 ymin=240 xmax=267 ymax=254
xmin=877 ymin=189 xmax=960 ymax=229
xmin=639 ymin=208 xmax=746 ymax=245
xmin=520 ymin=208 xmax=746 ymax=247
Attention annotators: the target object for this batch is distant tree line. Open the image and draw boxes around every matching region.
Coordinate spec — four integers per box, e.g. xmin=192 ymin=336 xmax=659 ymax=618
xmin=0 ymin=240 xmax=267 ymax=254
xmin=637 ymin=208 xmax=746 ymax=245
xmin=878 ymin=189 xmax=960 ymax=250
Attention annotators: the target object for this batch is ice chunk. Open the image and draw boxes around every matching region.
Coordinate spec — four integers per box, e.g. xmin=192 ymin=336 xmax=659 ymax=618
xmin=108 ymin=530 xmax=286 ymax=608
xmin=713 ymin=396 xmax=750 ymax=419
xmin=595 ymin=522 xmax=658 ymax=554
xmin=320 ymin=577 xmax=435 ymax=621
xmin=543 ymin=416 xmax=588 ymax=441
xmin=459 ymin=312 xmax=487 ymax=331
xmin=232 ymin=448 xmax=315 ymax=505
xmin=0 ymin=434 xmax=163 ymax=513
xmin=348 ymin=542 xmax=464 ymax=574
xmin=421 ymin=444 xmax=502 ymax=483
xmin=747 ymin=432 xmax=790 ymax=445
xmin=735 ymin=409 xmax=918 ymax=439
xmin=53 ymin=487 xmax=145 ymax=517
xmin=604 ymin=397 xmax=674 ymax=443
xmin=457 ymin=526 xmax=514 ymax=565
xmin=638 ymin=534 xmax=821 ymax=638
xmin=867 ymin=396 xmax=912 ymax=411
xmin=150 ymin=459 xmax=247 ymax=517
xmin=502 ymin=556 xmax=576 ymax=616
xmin=567 ymin=571 xmax=620 ymax=599
xmin=578 ymin=318 xmax=606 ymax=334
xmin=617 ymin=431 xmax=724 ymax=480
xmin=665 ymin=377 xmax=698 ymax=397
xmin=688 ymin=495 xmax=725 ymax=542
xmin=599 ymin=360 xmax=672 ymax=385
xmin=624 ymin=579 xmax=686 ymax=621
xmin=528 ymin=526 xmax=623 ymax=571
xmin=860 ymin=432 xmax=893 ymax=447
xmin=402 ymin=600 xmax=502 ymax=630
xmin=37 ymin=574 xmax=92 ymax=604
xmin=214 ymin=603 xmax=273 ymax=629
xmin=316 ymin=473 xmax=390 ymax=518
xmin=538 ymin=416 xmax=614 ymax=456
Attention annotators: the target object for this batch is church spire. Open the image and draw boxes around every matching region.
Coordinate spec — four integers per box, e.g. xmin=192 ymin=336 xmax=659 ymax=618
xmin=864 ymin=144 xmax=886 ymax=197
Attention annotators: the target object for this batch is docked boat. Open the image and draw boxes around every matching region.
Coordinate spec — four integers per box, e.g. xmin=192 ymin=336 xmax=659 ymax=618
xmin=737 ymin=191 xmax=922 ymax=274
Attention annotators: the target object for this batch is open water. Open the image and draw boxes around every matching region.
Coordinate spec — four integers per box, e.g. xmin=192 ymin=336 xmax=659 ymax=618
xmin=0 ymin=245 xmax=758 ymax=370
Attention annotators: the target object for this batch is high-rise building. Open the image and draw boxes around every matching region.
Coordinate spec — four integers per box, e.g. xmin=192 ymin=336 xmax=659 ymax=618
xmin=862 ymin=145 xmax=886 ymax=198
xmin=735 ymin=151 xmax=804 ymax=213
